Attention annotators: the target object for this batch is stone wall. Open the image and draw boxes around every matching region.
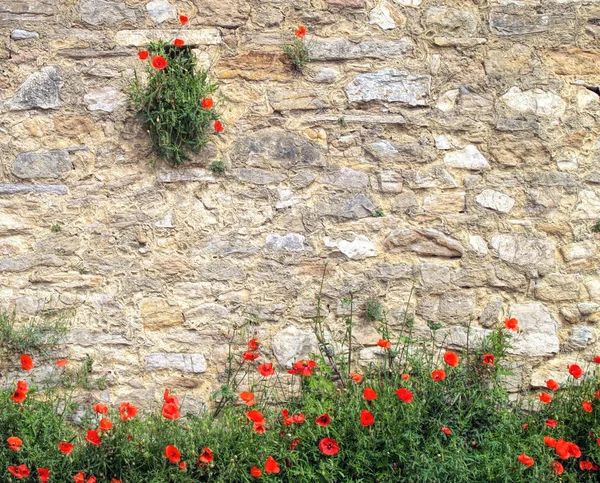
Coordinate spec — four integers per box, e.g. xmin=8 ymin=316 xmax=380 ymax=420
xmin=1 ymin=0 xmax=600 ymax=407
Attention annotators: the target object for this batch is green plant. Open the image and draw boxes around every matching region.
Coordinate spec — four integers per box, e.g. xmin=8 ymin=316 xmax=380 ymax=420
xmin=592 ymin=220 xmax=600 ymax=233
xmin=51 ymin=224 xmax=62 ymax=232
xmin=283 ymin=25 xmax=311 ymax=72
xmin=208 ymin=160 xmax=226 ymax=174
xmin=373 ymin=207 xmax=385 ymax=217
xmin=128 ymin=40 xmax=221 ymax=166
xmin=363 ymin=298 xmax=384 ymax=322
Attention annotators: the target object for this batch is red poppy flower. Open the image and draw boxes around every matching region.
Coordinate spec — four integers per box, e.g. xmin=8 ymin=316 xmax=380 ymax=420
xmin=7 ymin=436 xmax=22 ymax=451
xmin=289 ymin=359 xmax=317 ymax=376
xmin=546 ymin=379 xmax=559 ymax=391
xmin=179 ymin=15 xmax=188 ymax=25
xmin=250 ymin=466 xmax=262 ymax=477
xmin=20 ymin=354 xmax=34 ymax=371
xmin=93 ymin=403 xmax=108 ymax=414
xmin=174 ymin=38 xmax=185 ymax=47
xmin=522 ymin=423 xmax=528 ymax=431
xmin=552 ymin=461 xmax=564 ymax=475
xmin=214 ymin=120 xmax=224 ymax=132
xmin=546 ymin=419 xmax=557 ymax=428
xmin=11 ymin=380 xmax=28 ymax=403
xmin=538 ymin=393 xmax=552 ymax=404
xmin=118 ymin=402 xmax=138 ymax=420
xmin=248 ymin=338 xmax=260 ymax=350
xmin=431 ymin=369 xmax=446 ymax=381
xmin=179 ymin=462 xmax=187 ymax=471
xmin=165 ymin=445 xmax=181 ymax=464
xmin=98 ymin=418 xmax=113 ymax=431
xmin=257 ymin=363 xmax=274 ymax=376
xmin=295 ymin=25 xmax=307 ymax=38
xmin=58 ymin=441 xmax=75 ymax=454
xmin=580 ymin=460 xmax=598 ymax=470
xmin=56 ymin=359 xmax=68 ymax=367
xmin=482 ymin=353 xmax=494 ymax=365
xmin=319 ymin=437 xmax=339 ymax=456
xmin=197 ymin=447 xmax=213 ymax=464
xmin=441 ymin=427 xmax=451 ymax=435
xmin=293 ymin=413 xmax=305 ymax=424
xmin=242 ymin=351 xmax=259 ymax=361
xmin=240 ymin=391 xmax=255 ymax=406
xmin=401 ymin=373 xmax=410 ymax=381
xmin=73 ymin=472 xmax=85 ymax=483
xmin=594 ymin=356 xmax=600 ymax=364
xmin=377 ymin=339 xmax=391 ymax=349
xmin=290 ymin=437 xmax=300 ymax=450
xmin=246 ymin=410 xmax=265 ymax=424
xmin=151 ymin=55 xmax=168 ymax=70
xmin=518 ymin=454 xmax=534 ymax=467
xmin=38 ymin=467 xmax=50 ymax=483
xmin=582 ymin=401 xmax=593 ymax=413
xmin=253 ymin=422 xmax=266 ymax=434
xmin=360 ymin=409 xmax=374 ymax=427
xmin=162 ymin=402 xmax=180 ymax=420
xmin=395 ymin=388 xmax=413 ymax=403
xmin=545 ymin=436 xmax=558 ymax=448
xmin=443 ymin=351 xmax=459 ymax=367
xmin=86 ymin=430 xmax=101 ymax=447
xmin=265 ymin=456 xmax=280 ymax=474
xmin=315 ymin=413 xmax=331 ymax=427
xmin=164 ymin=388 xmax=179 ymax=405
xmin=8 ymin=464 xmax=30 ymax=479
xmin=363 ymin=387 xmax=377 ymax=401
xmin=568 ymin=364 xmax=583 ymax=379
xmin=567 ymin=442 xmax=581 ymax=458
xmin=137 ymin=50 xmax=149 ymax=60
xmin=282 ymin=409 xmax=293 ymax=425
xmin=202 ymin=98 xmax=214 ymax=109
xmin=505 ymin=317 xmax=519 ymax=331
xmin=349 ymin=372 xmax=362 ymax=383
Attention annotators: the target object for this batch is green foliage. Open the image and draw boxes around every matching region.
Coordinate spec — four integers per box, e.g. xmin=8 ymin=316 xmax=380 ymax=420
xmin=209 ymin=160 xmax=226 ymax=174
xmin=283 ymin=38 xmax=311 ymax=72
xmin=51 ymin=224 xmax=62 ymax=233
xmin=128 ymin=41 xmax=220 ymax=166
xmin=373 ymin=207 xmax=385 ymax=217
xmin=592 ymin=220 xmax=600 ymax=233
xmin=363 ymin=298 xmax=384 ymax=322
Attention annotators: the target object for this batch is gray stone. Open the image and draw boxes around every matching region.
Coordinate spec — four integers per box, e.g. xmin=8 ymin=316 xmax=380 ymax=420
xmin=326 ymin=194 xmax=376 ymax=219
xmin=393 ymin=191 xmax=419 ymax=214
xmin=155 ymin=212 xmax=174 ymax=228
xmin=146 ymin=0 xmax=176 ymax=23
xmin=156 ymin=169 xmax=216 ymax=183
xmin=291 ymin=172 xmax=316 ymax=188
xmin=324 ymin=234 xmax=376 ymax=259
xmin=311 ymin=38 xmax=413 ymax=60
xmin=0 ymin=1 xmax=55 ymax=21
xmin=578 ymin=303 xmax=599 ymax=316
xmin=65 ymin=329 xmax=131 ymax=347
xmin=376 ymin=171 xmax=403 ymax=193
xmin=198 ymin=261 xmax=246 ymax=281
xmin=115 ymin=29 xmax=221 ymax=46
xmin=11 ymin=29 xmax=39 ymax=40
xmin=489 ymin=11 xmax=569 ymax=36
xmin=369 ymin=4 xmax=397 ymax=30
xmin=185 ymin=304 xmax=230 ymax=328
xmin=444 ymin=145 xmax=490 ymax=170
xmin=265 ymin=233 xmax=306 ymax=252
xmin=489 ymin=234 xmax=556 ymax=278
xmin=384 ymin=227 xmax=464 ymax=257
xmin=475 ymin=189 xmax=515 ymax=213
xmin=525 ymin=172 xmax=579 ymax=187
xmin=469 ymin=235 xmax=489 ymax=256
xmin=570 ymin=327 xmax=593 ymax=348
xmin=498 ymin=87 xmax=566 ymax=119
xmin=145 ymin=353 xmax=207 ymax=373
xmin=237 ymin=169 xmax=285 ymax=186
xmin=434 ymin=326 xmax=492 ymax=349
xmin=272 ymin=326 xmax=318 ymax=368
xmin=421 ymin=263 xmax=452 ymax=288
xmin=319 ymin=167 xmax=369 ymax=189
xmin=423 ymin=192 xmax=465 ymax=214
xmin=535 ymin=274 xmax=580 ymax=302
xmin=345 ymin=69 xmax=431 ymax=106
xmin=365 ymin=140 xmax=437 ymax=164
xmin=373 ymin=263 xmax=415 ymax=280
xmin=311 ymin=67 xmax=339 ymax=84
xmin=402 ymin=166 xmax=457 ymax=190
xmin=0 ymin=255 xmax=64 ymax=272
xmin=80 ymin=0 xmax=139 ymax=26
xmin=575 ymin=190 xmax=600 ymax=219
xmin=424 ymin=7 xmax=478 ymax=36
xmin=560 ymin=306 xmax=580 ymax=324
xmin=84 ymin=87 xmax=128 ymax=112
xmin=269 ymin=89 xmax=329 ymax=111
xmin=480 ymin=297 xmax=503 ymax=327
xmin=7 ymin=66 xmax=61 ymax=111
xmin=0 ymin=184 xmax=67 ymax=195
xmin=12 ymin=150 xmax=72 ymax=180
xmin=507 ymin=302 xmax=559 ymax=357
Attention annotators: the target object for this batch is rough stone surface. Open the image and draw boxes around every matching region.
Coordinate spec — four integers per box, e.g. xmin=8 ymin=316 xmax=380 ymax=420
xmin=12 ymin=151 xmax=72 ymax=179
xmin=7 ymin=66 xmax=61 ymax=111
xmin=507 ymin=303 xmax=559 ymax=357
xmin=265 ymin=233 xmax=305 ymax=252
xmin=345 ymin=69 xmax=431 ymax=106
xmin=272 ymin=326 xmax=318 ymax=368
xmin=145 ymin=353 xmax=207 ymax=373
xmin=11 ymin=29 xmax=40 ymax=40
xmin=489 ymin=234 xmax=556 ymax=278
xmin=475 ymin=189 xmax=515 ymax=213
xmin=146 ymin=0 xmax=176 ymax=24
xmin=498 ymin=87 xmax=567 ymax=119
xmin=141 ymin=299 xmax=184 ymax=330
xmin=324 ymin=234 xmax=376 ymax=259
xmin=384 ymin=228 xmax=464 ymax=257
xmin=84 ymin=87 xmax=128 ymax=112
xmin=311 ymin=39 xmax=413 ymax=60
xmin=444 ymin=145 xmax=490 ymax=170
xmin=80 ymin=0 xmax=139 ymax=26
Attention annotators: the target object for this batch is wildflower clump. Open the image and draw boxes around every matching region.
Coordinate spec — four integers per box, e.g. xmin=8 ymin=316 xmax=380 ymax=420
xmin=283 ymin=25 xmax=311 ymax=72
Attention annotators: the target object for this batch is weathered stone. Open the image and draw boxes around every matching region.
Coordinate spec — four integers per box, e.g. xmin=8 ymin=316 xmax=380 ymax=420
xmin=384 ymin=228 xmax=464 ymax=257
xmin=490 ymin=137 xmax=550 ymax=168
xmin=475 ymin=189 xmax=515 ymax=213
xmin=424 ymin=7 xmax=478 ymax=36
xmin=393 ymin=191 xmax=419 ymax=214
xmin=323 ymin=194 xmax=376 ymax=219
xmin=189 ymin=0 xmax=250 ymax=27
xmin=345 ymin=69 xmax=431 ymax=106
xmin=578 ymin=303 xmax=599 ymax=316
xmin=0 ymin=183 xmax=67 ymax=195
xmin=489 ymin=234 xmax=556 ymax=277
xmin=507 ymin=302 xmax=559 ymax=357
xmin=115 ymin=29 xmax=221 ymax=46
xmin=369 ymin=3 xmax=399 ymax=30
xmin=489 ymin=11 xmax=571 ymax=36
xmin=561 ymin=242 xmax=595 ymax=264
xmin=498 ymin=87 xmax=566 ymax=119
xmin=365 ymin=140 xmax=437 ymax=164
xmin=310 ymin=67 xmax=339 ymax=84
xmin=198 ymin=261 xmax=246 ymax=281
xmin=436 ymin=89 xmax=459 ymax=112
xmin=145 ymin=353 xmax=207 ymax=373
xmin=423 ymin=192 xmax=465 ymax=214
xmin=530 ymin=358 xmax=576 ymax=388
xmin=480 ymin=297 xmax=503 ymax=327
xmin=373 ymin=263 xmax=415 ymax=280
xmin=11 ymin=29 xmax=39 ymax=40
xmin=421 ymin=262 xmax=451 ymax=289
xmin=525 ymin=172 xmax=578 ymax=187
xmin=433 ymin=37 xmax=487 ymax=48
xmin=265 ymin=233 xmax=305 ymax=252
xmin=54 ymin=116 xmax=96 ymax=136
xmin=535 ymin=274 xmax=580 ymax=302
xmin=376 ymin=171 xmax=403 ymax=193
xmin=444 ymin=145 xmax=490 ymax=170
xmin=80 ymin=0 xmax=139 ymax=26
xmin=311 ymin=38 xmax=413 ymax=60
xmin=403 ymin=167 xmax=457 ymax=190
xmin=585 ymin=279 xmax=600 ymax=302
xmin=141 ymin=299 xmax=184 ymax=330
xmin=324 ymin=234 xmax=376 ymax=259
xmin=185 ymin=303 xmax=230 ymax=328
xmin=156 ymin=169 xmax=216 ymax=183
xmin=469 ymin=235 xmax=489 ymax=256
xmin=237 ymin=169 xmax=285 ymax=185
xmin=7 ymin=66 xmax=61 ymax=111
xmin=216 ymin=52 xmax=291 ymax=81
xmin=272 ymin=326 xmax=318 ymax=368
xmin=146 ymin=0 xmax=176 ymax=24
xmin=65 ymin=329 xmax=131 ymax=347
xmin=12 ymin=150 xmax=71 ymax=179
xmin=434 ymin=326 xmax=491 ymax=349
xmin=574 ymin=190 xmax=600 ymax=219
xmin=570 ymin=327 xmax=593 ymax=348
xmin=84 ymin=87 xmax=128 ymax=112
xmin=270 ymin=88 xmax=329 ymax=111
xmin=320 ymin=167 xmax=369 ymax=189
xmin=0 ymin=255 xmax=64 ymax=272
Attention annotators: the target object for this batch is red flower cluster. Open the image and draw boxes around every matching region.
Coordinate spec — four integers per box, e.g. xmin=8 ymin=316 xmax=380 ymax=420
xmin=258 ymin=363 xmax=274 ymax=377
xmin=162 ymin=388 xmax=180 ymax=420
xmin=10 ymin=380 xmax=29 ymax=404
xmin=288 ymin=359 xmax=316 ymax=376
xmin=118 ymin=402 xmax=138 ymax=421
xmin=240 ymin=391 xmax=255 ymax=406
xmin=246 ymin=409 xmax=267 ymax=433
xmin=282 ymin=409 xmax=305 ymax=425
xmin=443 ymin=351 xmax=459 ymax=367
xmin=376 ymin=339 xmax=391 ymax=349
xmin=8 ymin=464 xmax=29 ymax=479
xmin=20 ymin=354 xmax=34 ymax=371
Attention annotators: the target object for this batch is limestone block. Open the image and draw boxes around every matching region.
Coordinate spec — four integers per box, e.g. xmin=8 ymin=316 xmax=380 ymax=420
xmin=272 ymin=326 xmax=318 ymax=368
xmin=507 ymin=302 xmax=559 ymax=357
xmin=141 ymin=299 xmax=184 ymax=330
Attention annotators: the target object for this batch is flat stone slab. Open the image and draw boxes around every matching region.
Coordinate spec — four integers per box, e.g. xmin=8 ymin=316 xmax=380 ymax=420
xmin=345 ymin=69 xmax=431 ymax=106
xmin=115 ymin=29 xmax=221 ymax=46
xmin=310 ymin=38 xmax=413 ymax=60
xmin=12 ymin=150 xmax=72 ymax=179
xmin=0 ymin=184 xmax=67 ymax=195
xmin=145 ymin=353 xmax=207 ymax=373
xmin=7 ymin=66 xmax=61 ymax=111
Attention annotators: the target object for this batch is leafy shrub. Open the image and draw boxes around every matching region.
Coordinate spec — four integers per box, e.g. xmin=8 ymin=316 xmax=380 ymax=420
xmin=208 ymin=161 xmax=226 ymax=174
xmin=128 ymin=39 xmax=222 ymax=167
xmin=283 ymin=26 xmax=311 ymax=72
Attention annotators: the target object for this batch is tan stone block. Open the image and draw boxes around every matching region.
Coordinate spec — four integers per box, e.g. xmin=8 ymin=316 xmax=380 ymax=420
xmin=423 ymin=192 xmax=465 ymax=214
xmin=215 ymin=51 xmax=292 ymax=82
xmin=544 ymin=49 xmax=600 ymax=75
xmin=141 ymin=298 xmax=184 ymax=330
xmin=54 ymin=116 xmax=96 ymax=136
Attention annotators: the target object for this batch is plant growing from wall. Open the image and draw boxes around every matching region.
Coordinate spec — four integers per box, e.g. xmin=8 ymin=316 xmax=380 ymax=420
xmin=128 ymin=16 xmax=224 ymax=167
xmin=283 ymin=25 xmax=311 ymax=72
